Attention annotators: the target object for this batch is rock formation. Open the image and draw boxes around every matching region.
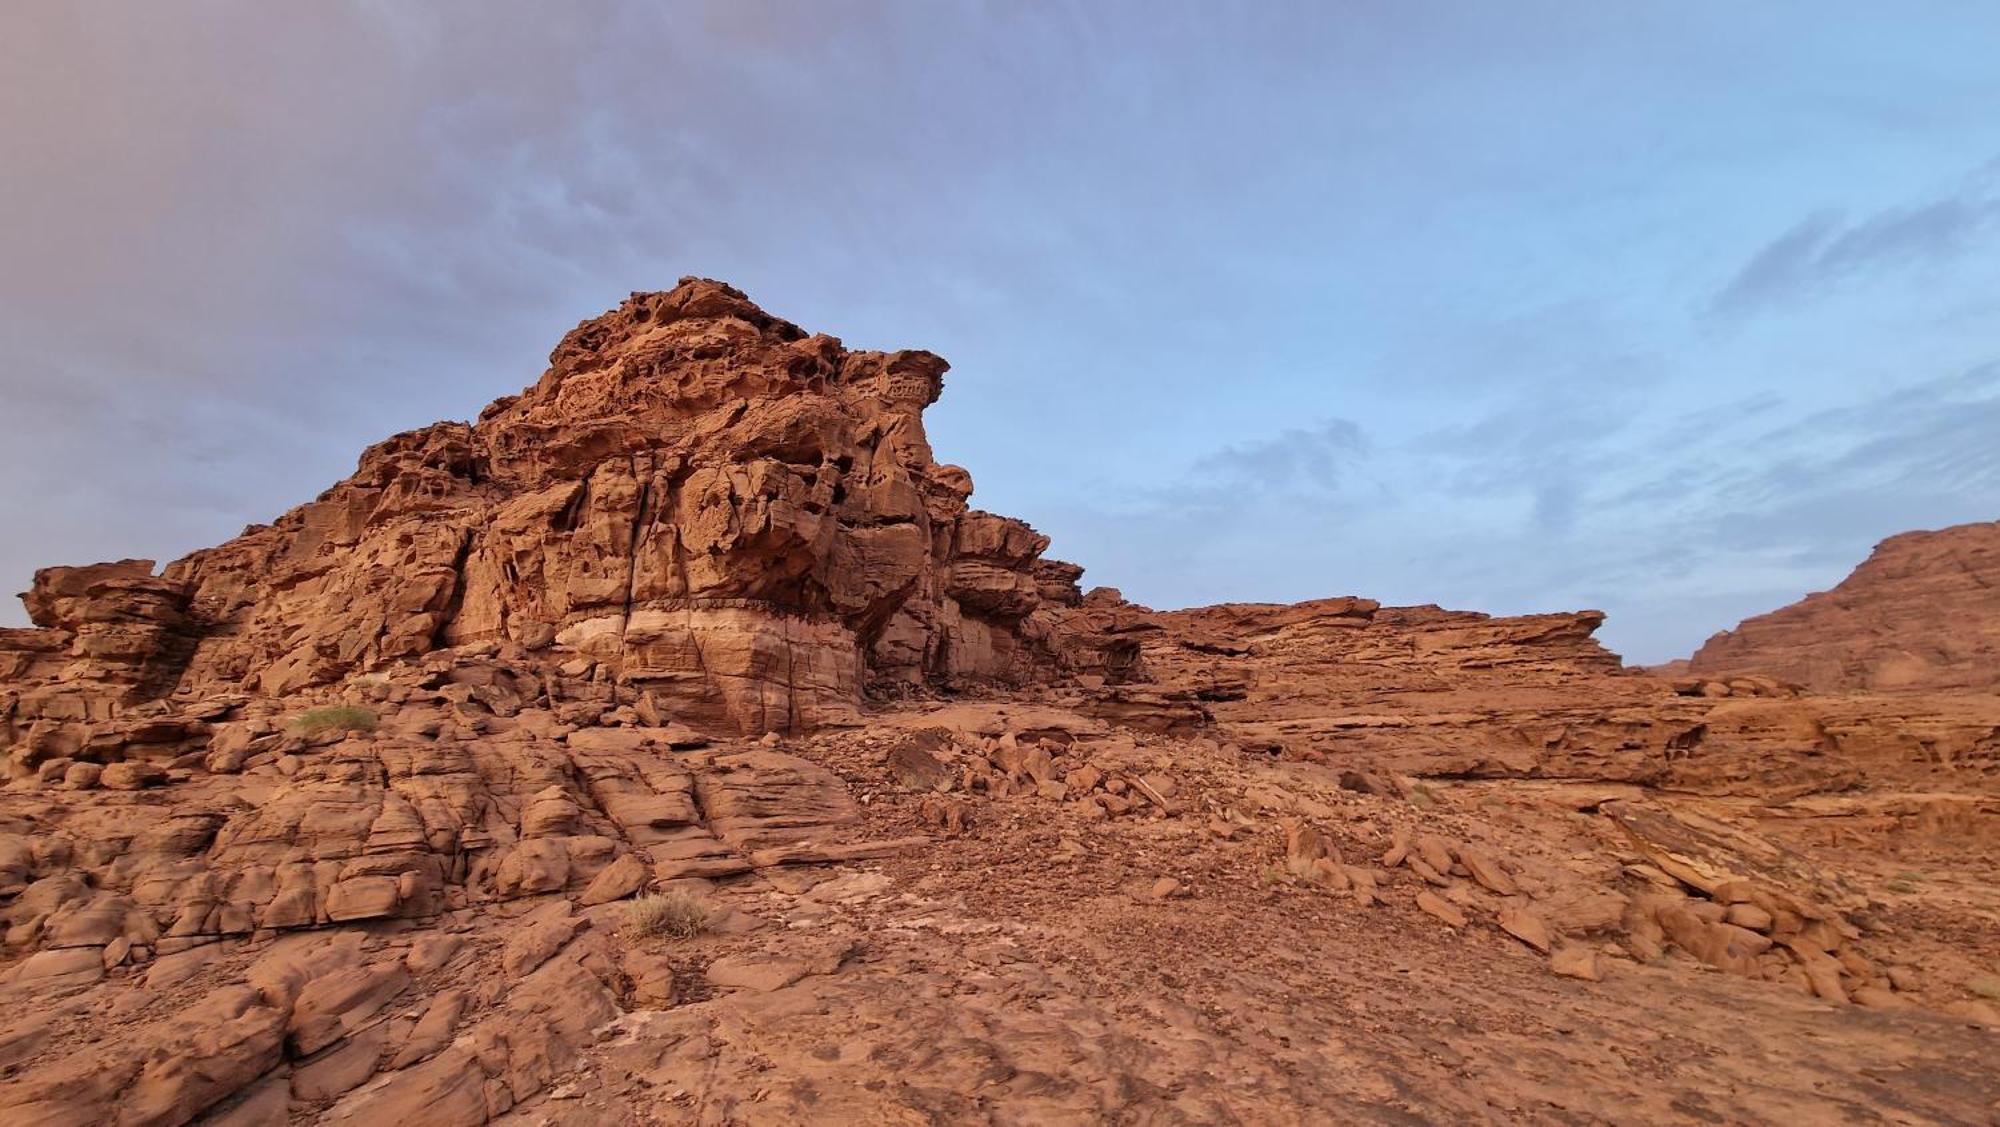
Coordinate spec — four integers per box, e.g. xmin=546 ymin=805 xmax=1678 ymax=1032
xmin=3 ymin=279 xmax=1101 ymax=747
xmin=1689 ymin=520 xmax=2000 ymax=693
xmin=1 ymin=283 xmax=1997 ymax=1125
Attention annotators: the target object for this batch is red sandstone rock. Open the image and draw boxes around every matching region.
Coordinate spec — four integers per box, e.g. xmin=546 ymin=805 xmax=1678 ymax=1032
xmin=1689 ymin=520 xmax=2000 ymax=692
xmin=1 ymin=283 xmax=1998 ymax=1126
xmin=1 ymin=279 xmax=1098 ymax=748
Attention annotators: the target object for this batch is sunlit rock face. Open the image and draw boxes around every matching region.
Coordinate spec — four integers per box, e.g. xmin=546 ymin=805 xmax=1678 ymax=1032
xmin=7 ymin=279 xmax=1089 ymax=736
xmin=5 ymin=284 xmax=2000 ymax=1127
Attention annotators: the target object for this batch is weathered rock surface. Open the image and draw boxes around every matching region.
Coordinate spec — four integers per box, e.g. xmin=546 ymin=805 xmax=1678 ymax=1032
xmin=1 ymin=282 xmax=1997 ymax=1125
xmin=1690 ymin=520 xmax=2000 ymax=692
xmin=1 ymin=279 xmax=1108 ymax=748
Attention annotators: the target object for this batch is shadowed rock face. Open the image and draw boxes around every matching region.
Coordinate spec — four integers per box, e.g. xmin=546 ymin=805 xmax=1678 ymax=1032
xmin=11 ymin=279 xmax=1085 ymax=735
xmin=1690 ymin=520 xmax=2000 ymax=693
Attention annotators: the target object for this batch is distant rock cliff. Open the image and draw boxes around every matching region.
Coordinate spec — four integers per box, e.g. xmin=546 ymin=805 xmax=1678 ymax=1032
xmin=1689 ymin=521 xmax=2000 ymax=693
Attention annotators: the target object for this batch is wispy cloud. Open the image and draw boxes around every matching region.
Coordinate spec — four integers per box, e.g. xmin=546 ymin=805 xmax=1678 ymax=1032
xmin=1188 ymin=419 xmax=1367 ymax=496
xmin=6 ymin=1 xmax=2000 ymax=667
xmin=1055 ymin=356 xmax=2000 ymax=660
xmin=1712 ymin=179 xmax=2000 ymax=314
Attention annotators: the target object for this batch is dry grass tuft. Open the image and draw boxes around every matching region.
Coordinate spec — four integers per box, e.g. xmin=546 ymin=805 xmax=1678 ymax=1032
xmin=293 ymin=706 xmax=379 ymax=735
xmin=623 ymin=890 xmax=708 ymax=940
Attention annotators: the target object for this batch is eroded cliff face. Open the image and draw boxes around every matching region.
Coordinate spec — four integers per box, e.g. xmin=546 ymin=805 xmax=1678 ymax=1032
xmin=1690 ymin=520 xmax=2000 ymax=693
xmin=6 ymin=279 xmax=1090 ymax=738
xmin=2 ymin=284 xmax=1998 ymax=1127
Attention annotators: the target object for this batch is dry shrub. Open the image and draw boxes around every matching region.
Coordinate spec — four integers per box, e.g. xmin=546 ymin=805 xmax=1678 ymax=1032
xmin=293 ymin=706 xmax=379 ymax=735
xmin=623 ymin=890 xmax=708 ymax=940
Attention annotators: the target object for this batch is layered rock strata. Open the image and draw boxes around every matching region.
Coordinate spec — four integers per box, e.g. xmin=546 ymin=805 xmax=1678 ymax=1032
xmin=2 ymin=282 xmax=1998 ymax=1126
xmin=1690 ymin=520 xmax=2000 ymax=693
xmin=2 ymin=279 xmax=1101 ymax=745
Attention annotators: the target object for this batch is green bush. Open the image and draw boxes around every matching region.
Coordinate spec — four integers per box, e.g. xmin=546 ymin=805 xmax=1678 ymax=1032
xmin=293 ymin=706 xmax=379 ymax=736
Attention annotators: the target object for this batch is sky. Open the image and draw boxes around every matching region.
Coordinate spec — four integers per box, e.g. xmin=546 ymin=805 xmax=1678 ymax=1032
xmin=4 ymin=2 xmax=1999 ymax=662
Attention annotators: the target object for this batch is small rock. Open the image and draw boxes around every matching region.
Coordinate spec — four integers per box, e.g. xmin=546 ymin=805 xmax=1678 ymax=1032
xmin=289 ymin=961 xmax=412 ymax=1055
xmin=1407 ymin=857 xmax=1451 ymax=887
xmin=1346 ymin=867 xmax=1379 ymax=907
xmin=1550 ymin=945 xmax=1600 ymax=981
xmin=1943 ymin=999 xmax=2000 ymax=1027
xmin=1724 ymin=903 xmax=1774 ymax=932
xmin=1851 ymin=986 xmax=1911 ymax=1010
xmin=633 ymin=691 xmax=665 ymax=727
xmin=1149 ymin=877 xmax=1181 ymax=901
xmin=579 ymin=853 xmax=650 ymax=906
xmin=501 ymin=906 xmax=580 ymax=977
xmin=705 ymin=954 xmax=811 ymax=993
xmin=386 ymin=988 xmax=467 ymax=1069
xmin=1459 ymin=847 xmax=1517 ymax=896
xmin=325 ymin=876 xmax=402 ymax=922
xmin=1686 ymin=900 xmax=1727 ymax=924
xmin=1498 ymin=906 xmax=1553 ymax=954
xmin=405 ymin=934 xmax=463 ymax=976
xmin=1128 ymin=775 xmax=1177 ymax=812
xmin=1710 ymin=880 xmax=1756 ymax=905
xmin=13 ymin=947 xmax=105 ymax=984
xmin=886 ymin=742 xmax=955 ymax=792
xmin=1311 ymin=858 xmax=1351 ymax=891
xmin=917 ymin=795 xmax=970 ymax=834
xmin=100 ymin=761 xmax=168 ymax=790
xmin=1413 ymin=834 xmax=1456 ymax=874
xmin=1283 ymin=818 xmax=1334 ymax=878
xmin=1415 ymin=891 xmax=1466 ymax=929
xmin=1380 ymin=829 xmax=1412 ymax=868
xmin=291 ymin=1023 xmax=387 ymax=1100
xmin=1338 ymin=771 xmax=1396 ymax=796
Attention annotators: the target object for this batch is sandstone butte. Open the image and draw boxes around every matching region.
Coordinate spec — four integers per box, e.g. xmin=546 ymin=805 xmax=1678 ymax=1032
xmin=0 ymin=279 xmax=1995 ymax=1125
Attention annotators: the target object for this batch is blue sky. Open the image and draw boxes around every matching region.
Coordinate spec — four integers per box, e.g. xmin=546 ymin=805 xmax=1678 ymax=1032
xmin=4 ymin=2 xmax=1999 ymax=661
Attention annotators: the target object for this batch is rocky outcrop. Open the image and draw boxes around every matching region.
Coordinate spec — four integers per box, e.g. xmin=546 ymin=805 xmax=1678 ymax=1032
xmin=1086 ymin=590 xmax=2000 ymax=796
xmin=0 ymin=646 xmax=913 ymax=954
xmin=1108 ymin=596 xmax=1681 ymax=780
xmin=3 ymin=280 xmax=1101 ymax=745
xmin=4 ymin=282 xmax=2000 ymax=1126
xmin=1689 ymin=520 xmax=2000 ymax=693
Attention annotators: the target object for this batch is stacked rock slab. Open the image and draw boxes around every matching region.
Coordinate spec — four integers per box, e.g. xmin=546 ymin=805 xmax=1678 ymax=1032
xmin=2 ymin=279 xmax=1094 ymax=744
xmin=1689 ymin=520 xmax=2000 ymax=693
xmin=3 ymin=283 xmax=2000 ymax=1125
xmin=1095 ymin=594 xmax=2000 ymax=789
